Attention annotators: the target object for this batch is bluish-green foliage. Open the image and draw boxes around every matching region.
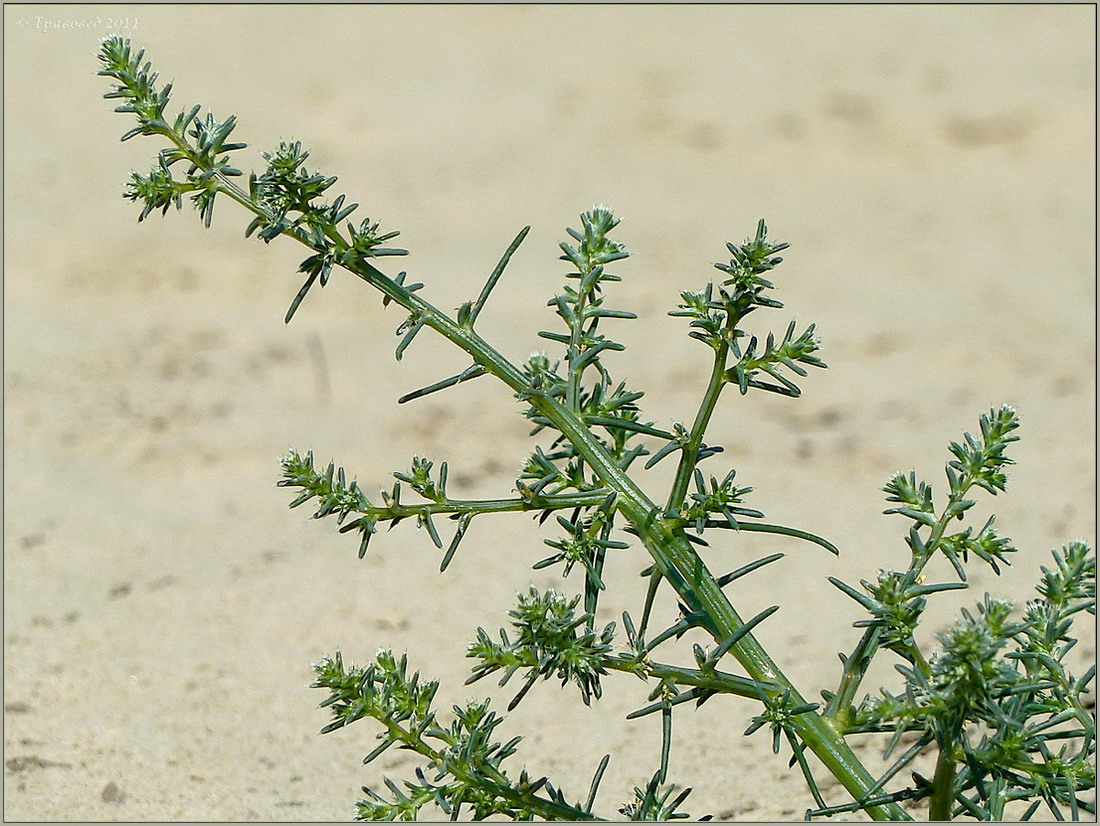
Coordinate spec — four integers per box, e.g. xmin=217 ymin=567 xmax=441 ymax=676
xmin=100 ymin=35 xmax=1095 ymax=821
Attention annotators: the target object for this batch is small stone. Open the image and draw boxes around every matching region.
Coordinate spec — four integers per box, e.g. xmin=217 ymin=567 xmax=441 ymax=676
xmin=109 ymin=583 xmax=132 ymax=599
xmin=101 ymin=781 xmax=125 ymax=803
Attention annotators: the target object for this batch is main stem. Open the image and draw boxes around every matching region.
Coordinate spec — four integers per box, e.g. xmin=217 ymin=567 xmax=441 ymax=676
xmin=539 ymin=397 xmax=909 ymax=821
xmin=929 ymin=750 xmax=957 ymax=821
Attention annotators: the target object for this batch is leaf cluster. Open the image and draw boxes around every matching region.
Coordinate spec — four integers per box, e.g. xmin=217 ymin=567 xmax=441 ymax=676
xmin=99 ymin=35 xmax=245 ymax=227
xmin=467 ymin=586 xmax=618 ymax=709
xmin=821 ymin=409 xmax=1095 ymax=821
xmin=312 ymin=650 xmax=601 ymax=821
xmin=850 ymin=543 xmax=1095 ymax=820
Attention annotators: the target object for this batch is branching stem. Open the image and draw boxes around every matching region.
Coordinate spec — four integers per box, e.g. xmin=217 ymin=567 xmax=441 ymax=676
xmin=184 ymin=157 xmax=910 ymax=822
xmin=370 ymin=490 xmax=611 ymax=522
xmin=666 ymin=313 xmax=737 ymax=512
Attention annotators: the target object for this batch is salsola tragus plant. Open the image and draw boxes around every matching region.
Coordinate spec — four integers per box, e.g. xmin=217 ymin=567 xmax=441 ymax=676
xmin=98 ymin=36 xmax=1095 ymax=821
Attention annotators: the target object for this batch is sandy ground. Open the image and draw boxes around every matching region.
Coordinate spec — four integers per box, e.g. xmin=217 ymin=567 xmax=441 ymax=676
xmin=3 ymin=4 xmax=1095 ymax=822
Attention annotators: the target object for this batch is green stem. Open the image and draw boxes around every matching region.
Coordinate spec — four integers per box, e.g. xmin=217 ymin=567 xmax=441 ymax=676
xmin=928 ymin=748 xmax=957 ymax=821
xmin=827 ymin=627 xmax=882 ymax=726
xmin=605 ymin=657 xmax=779 ymax=701
xmin=565 ymin=275 xmax=594 ymax=415
xmin=666 ymin=326 xmax=734 ymax=512
xmin=829 ymin=474 xmax=990 ymax=720
xmin=373 ymin=490 xmax=609 ymax=522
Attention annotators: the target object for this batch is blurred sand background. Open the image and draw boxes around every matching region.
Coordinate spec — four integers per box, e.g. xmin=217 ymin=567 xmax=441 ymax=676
xmin=3 ymin=4 xmax=1095 ymax=821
